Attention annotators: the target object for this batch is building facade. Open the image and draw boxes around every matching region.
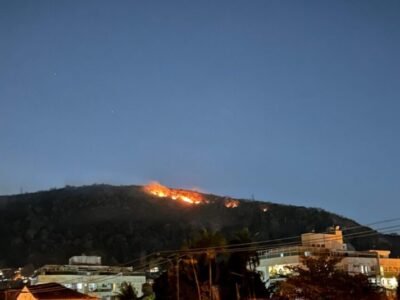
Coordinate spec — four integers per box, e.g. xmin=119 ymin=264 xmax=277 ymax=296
xmin=257 ymin=227 xmax=400 ymax=291
xmin=31 ymin=256 xmax=146 ymax=300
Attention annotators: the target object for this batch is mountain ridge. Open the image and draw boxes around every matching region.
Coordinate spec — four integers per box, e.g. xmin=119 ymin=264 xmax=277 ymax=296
xmin=0 ymin=184 xmax=398 ymax=268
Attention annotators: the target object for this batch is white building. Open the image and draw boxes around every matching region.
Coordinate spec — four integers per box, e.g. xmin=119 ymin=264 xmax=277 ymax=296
xmin=31 ymin=256 xmax=146 ymax=300
xmin=257 ymin=227 xmax=398 ymax=291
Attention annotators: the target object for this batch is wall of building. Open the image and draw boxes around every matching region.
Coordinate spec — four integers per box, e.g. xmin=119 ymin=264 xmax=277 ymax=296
xmin=257 ymin=248 xmax=380 ymax=288
xmin=340 ymin=256 xmax=379 ymax=276
xmin=256 ymin=230 xmax=400 ymax=292
xmin=379 ymin=258 xmax=400 ymax=277
xmin=301 ymin=230 xmax=345 ymax=250
xmin=258 ymin=254 xmax=301 ymax=285
xmin=34 ymin=274 xmax=146 ymax=299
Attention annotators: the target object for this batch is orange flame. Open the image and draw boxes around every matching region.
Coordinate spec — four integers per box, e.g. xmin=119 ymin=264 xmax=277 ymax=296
xmin=143 ymin=182 xmax=203 ymax=205
xmin=224 ymin=199 xmax=240 ymax=208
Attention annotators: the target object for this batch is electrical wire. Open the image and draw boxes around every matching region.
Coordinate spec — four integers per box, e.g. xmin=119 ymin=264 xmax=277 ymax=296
xmin=7 ymin=217 xmax=400 ymax=295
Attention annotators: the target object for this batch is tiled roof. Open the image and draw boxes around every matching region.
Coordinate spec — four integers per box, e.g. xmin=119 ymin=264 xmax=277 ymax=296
xmin=19 ymin=283 xmax=98 ymax=299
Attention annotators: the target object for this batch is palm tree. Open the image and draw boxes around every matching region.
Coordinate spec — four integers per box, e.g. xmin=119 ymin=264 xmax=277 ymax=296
xmin=118 ymin=282 xmax=137 ymax=300
xmin=228 ymin=228 xmax=260 ymax=273
xmin=153 ymin=229 xmax=226 ymax=300
xmin=189 ymin=229 xmax=227 ymax=300
xmin=223 ymin=228 xmax=267 ymax=299
xmin=153 ymin=229 xmax=269 ymax=300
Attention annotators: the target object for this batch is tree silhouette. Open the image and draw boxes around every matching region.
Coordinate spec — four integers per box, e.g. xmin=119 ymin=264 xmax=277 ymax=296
xmin=220 ymin=228 xmax=267 ymax=299
xmin=185 ymin=228 xmax=227 ymax=299
xmin=118 ymin=282 xmax=138 ymax=300
xmin=153 ymin=228 xmax=269 ymax=300
xmin=397 ymin=274 xmax=400 ymax=300
xmin=276 ymin=254 xmax=386 ymax=300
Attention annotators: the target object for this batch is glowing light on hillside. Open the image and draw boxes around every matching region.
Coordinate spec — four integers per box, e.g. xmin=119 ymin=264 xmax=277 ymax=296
xmin=260 ymin=205 xmax=269 ymax=212
xmin=143 ymin=182 xmax=203 ymax=205
xmin=225 ymin=199 xmax=239 ymax=208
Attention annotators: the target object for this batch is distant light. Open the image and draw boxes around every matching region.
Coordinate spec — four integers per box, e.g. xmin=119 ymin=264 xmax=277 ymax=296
xmin=150 ymin=267 xmax=159 ymax=273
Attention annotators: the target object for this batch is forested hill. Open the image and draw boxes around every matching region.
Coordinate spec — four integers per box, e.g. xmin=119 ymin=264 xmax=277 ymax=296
xmin=0 ymin=184 xmax=398 ymax=268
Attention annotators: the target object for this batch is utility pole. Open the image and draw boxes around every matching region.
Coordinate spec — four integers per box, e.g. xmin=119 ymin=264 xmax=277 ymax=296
xmin=208 ymin=251 xmax=212 ymax=300
xmin=176 ymin=259 xmax=180 ymax=300
xmin=190 ymin=256 xmax=201 ymax=300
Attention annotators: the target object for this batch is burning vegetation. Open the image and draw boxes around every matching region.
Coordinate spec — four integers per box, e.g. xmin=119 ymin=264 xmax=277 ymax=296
xmin=224 ymin=199 xmax=240 ymax=208
xmin=143 ymin=182 xmax=204 ymax=205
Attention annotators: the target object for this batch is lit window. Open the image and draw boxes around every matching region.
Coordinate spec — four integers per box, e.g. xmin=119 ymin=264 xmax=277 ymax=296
xmin=88 ymin=283 xmax=97 ymax=292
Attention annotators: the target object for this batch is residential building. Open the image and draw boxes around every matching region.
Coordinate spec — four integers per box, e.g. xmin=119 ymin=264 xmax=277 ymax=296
xmin=371 ymin=250 xmax=400 ymax=290
xmin=31 ymin=256 xmax=146 ymax=300
xmin=257 ymin=227 xmax=399 ymax=291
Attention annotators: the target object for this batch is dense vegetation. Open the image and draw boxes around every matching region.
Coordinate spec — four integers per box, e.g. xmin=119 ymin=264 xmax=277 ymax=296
xmin=0 ymin=184 xmax=397 ymax=268
xmin=153 ymin=229 xmax=268 ymax=300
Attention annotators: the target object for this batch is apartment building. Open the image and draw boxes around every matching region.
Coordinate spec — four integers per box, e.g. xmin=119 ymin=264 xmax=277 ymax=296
xmin=31 ymin=256 xmax=146 ymax=300
xmin=257 ymin=227 xmax=400 ymax=291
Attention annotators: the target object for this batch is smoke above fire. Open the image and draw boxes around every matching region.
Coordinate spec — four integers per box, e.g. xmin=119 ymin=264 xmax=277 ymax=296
xmin=143 ymin=182 xmax=204 ymax=205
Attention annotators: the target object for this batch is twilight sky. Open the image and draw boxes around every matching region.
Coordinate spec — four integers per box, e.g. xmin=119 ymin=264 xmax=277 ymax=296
xmin=1 ymin=0 xmax=399 ymax=224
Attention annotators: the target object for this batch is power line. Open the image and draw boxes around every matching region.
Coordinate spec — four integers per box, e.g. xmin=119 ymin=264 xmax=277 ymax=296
xmin=128 ymin=217 xmax=400 ymax=263
xmin=9 ymin=217 xmax=400 ymax=295
xmin=128 ymin=222 xmax=400 ymax=272
xmin=8 ymin=224 xmax=400 ymax=295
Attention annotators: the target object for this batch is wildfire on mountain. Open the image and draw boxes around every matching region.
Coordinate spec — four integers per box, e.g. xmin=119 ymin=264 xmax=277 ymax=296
xmin=143 ymin=182 xmax=203 ymax=205
xmin=224 ymin=199 xmax=239 ymax=208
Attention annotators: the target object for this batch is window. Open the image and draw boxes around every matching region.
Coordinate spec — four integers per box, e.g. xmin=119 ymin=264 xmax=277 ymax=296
xmin=88 ymin=283 xmax=97 ymax=292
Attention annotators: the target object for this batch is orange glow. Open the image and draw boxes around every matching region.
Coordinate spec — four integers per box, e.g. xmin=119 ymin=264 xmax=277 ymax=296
xmin=224 ymin=199 xmax=239 ymax=208
xmin=260 ymin=204 xmax=269 ymax=212
xmin=143 ymin=182 xmax=203 ymax=205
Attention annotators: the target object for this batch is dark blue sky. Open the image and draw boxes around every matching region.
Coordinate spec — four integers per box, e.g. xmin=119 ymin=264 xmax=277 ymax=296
xmin=1 ymin=0 xmax=399 ymax=224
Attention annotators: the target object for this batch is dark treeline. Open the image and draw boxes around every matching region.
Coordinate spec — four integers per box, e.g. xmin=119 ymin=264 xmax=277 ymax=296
xmin=0 ymin=184 xmax=397 ymax=268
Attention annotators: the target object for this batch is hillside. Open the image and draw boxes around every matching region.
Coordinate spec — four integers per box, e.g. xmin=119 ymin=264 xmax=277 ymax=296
xmin=0 ymin=184 xmax=398 ymax=268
